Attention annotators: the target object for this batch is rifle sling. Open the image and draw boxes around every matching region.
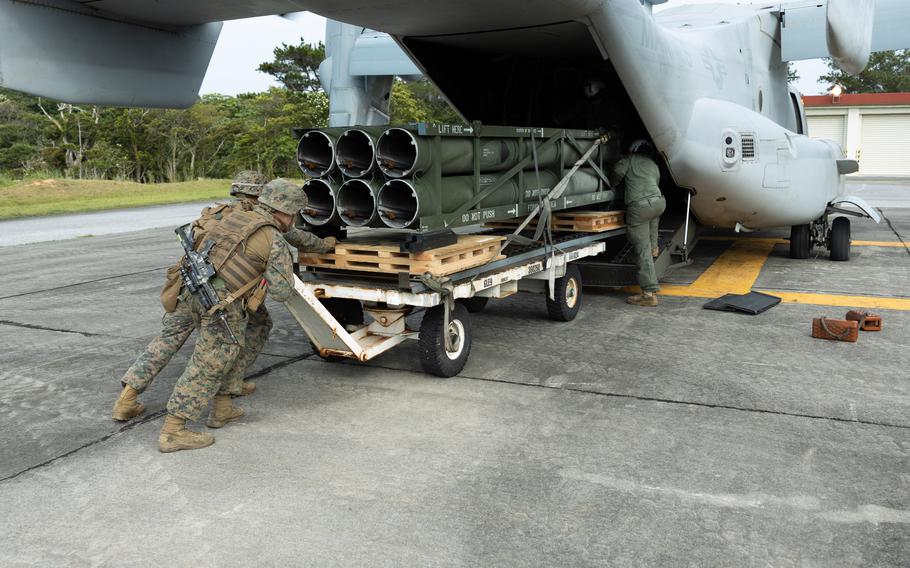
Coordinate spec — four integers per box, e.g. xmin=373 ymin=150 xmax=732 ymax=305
xmin=207 ymin=276 xmax=264 ymax=316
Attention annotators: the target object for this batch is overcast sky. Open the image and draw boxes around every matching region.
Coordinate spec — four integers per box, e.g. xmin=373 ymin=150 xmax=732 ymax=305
xmin=199 ymin=1 xmax=830 ymax=97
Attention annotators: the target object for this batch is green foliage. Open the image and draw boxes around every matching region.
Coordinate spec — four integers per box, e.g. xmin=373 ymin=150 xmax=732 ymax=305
xmin=0 ymin=42 xmax=457 ymax=185
xmin=788 ymin=63 xmax=799 ymax=84
xmin=819 ymin=50 xmax=910 ymax=93
xmin=390 ymin=80 xmax=463 ymax=124
xmin=0 ymin=86 xmax=329 ymax=183
xmin=258 ymin=40 xmax=326 ymax=93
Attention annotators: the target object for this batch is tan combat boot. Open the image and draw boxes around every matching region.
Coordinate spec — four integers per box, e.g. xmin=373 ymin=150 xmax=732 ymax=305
xmin=112 ymin=385 xmax=145 ymax=422
xmin=239 ymin=381 xmax=256 ymax=397
xmin=626 ymin=291 xmax=659 ymax=307
xmin=206 ymin=394 xmax=245 ymax=429
xmin=158 ymin=415 xmax=214 ymax=453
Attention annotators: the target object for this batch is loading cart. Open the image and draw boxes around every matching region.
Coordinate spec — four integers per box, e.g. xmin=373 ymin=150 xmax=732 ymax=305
xmin=286 ymin=228 xmax=625 ymax=377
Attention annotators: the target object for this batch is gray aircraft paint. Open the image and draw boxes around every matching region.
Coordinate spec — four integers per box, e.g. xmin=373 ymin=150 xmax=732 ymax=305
xmin=0 ymin=0 xmax=907 ymax=228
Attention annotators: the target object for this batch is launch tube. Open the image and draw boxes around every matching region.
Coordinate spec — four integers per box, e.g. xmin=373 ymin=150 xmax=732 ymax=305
xmin=335 ymin=128 xmax=380 ymax=178
xmin=376 ymin=170 xmax=614 ymax=229
xmin=297 ymin=131 xmax=336 ymax=178
xmin=301 ymin=179 xmax=339 ymax=226
xmin=336 ymin=178 xmax=382 ymax=227
xmin=375 ymin=128 xmax=589 ymax=178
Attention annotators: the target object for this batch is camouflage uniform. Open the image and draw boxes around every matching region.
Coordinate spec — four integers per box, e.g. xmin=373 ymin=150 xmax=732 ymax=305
xmin=284 ymin=224 xmax=335 ymax=254
xmin=118 ymin=171 xmax=269 ymax=395
xmin=165 ymin=188 xmax=299 ymax=422
xmin=121 ymin=291 xmax=195 ymax=393
xmin=218 ymin=180 xmax=336 ymax=394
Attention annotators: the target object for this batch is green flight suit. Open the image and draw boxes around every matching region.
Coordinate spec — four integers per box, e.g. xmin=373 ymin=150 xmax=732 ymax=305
xmin=612 ymin=154 xmax=666 ymax=293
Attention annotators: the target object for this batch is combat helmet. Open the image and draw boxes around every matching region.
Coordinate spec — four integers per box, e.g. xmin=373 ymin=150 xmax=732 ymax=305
xmin=230 ymin=170 xmax=269 ymax=197
xmin=259 ymin=178 xmax=307 ymax=215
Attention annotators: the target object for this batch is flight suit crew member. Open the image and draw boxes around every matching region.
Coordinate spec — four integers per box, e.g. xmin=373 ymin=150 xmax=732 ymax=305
xmin=611 ymin=139 xmax=666 ymax=307
xmin=112 ymin=171 xmax=270 ymax=422
xmin=156 ymin=180 xmax=307 ymax=452
xmin=216 ymin=180 xmax=337 ymax=408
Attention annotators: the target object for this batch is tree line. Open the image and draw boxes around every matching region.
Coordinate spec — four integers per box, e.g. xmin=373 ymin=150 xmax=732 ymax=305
xmin=0 ymin=40 xmax=459 ymax=183
xmin=0 ymin=41 xmax=905 ymax=183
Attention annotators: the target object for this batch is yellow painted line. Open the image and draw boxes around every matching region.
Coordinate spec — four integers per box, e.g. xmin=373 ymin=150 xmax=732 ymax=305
xmin=680 ymin=239 xmax=777 ymax=296
xmin=701 ymin=236 xmax=906 ymax=248
xmin=852 ymin=240 xmax=909 ymax=248
xmin=615 ymin=232 xmax=910 ymax=310
xmin=761 ymin=291 xmax=910 ymax=311
xmin=701 ymin=236 xmax=787 ymax=245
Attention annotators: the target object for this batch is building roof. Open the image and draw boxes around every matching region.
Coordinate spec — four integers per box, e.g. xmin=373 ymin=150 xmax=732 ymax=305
xmin=803 ymin=93 xmax=910 ymax=107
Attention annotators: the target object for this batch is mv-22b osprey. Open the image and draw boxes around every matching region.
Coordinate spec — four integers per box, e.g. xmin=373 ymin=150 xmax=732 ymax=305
xmin=1 ymin=0 xmax=907 ymax=260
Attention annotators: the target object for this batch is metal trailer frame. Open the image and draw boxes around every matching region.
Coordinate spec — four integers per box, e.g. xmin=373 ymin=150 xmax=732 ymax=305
xmin=285 ymin=228 xmax=625 ymax=377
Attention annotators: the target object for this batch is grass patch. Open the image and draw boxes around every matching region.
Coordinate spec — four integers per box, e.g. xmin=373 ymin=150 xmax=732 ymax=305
xmin=0 ymin=178 xmax=230 ymax=220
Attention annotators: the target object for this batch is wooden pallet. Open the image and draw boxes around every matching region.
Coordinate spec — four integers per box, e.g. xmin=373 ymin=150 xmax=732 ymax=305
xmin=485 ymin=210 xmax=624 ymax=233
xmin=299 ymin=235 xmax=506 ymax=276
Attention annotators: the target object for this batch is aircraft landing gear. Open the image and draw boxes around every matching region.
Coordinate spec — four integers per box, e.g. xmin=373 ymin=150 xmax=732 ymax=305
xmin=829 ymin=216 xmax=851 ymax=261
xmin=789 ymin=224 xmax=811 ymax=259
xmin=790 ymin=216 xmax=851 ymax=261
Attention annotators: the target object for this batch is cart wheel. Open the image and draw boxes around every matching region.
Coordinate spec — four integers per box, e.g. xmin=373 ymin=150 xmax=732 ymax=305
xmin=546 ymin=264 xmax=582 ymax=322
xmin=419 ymin=303 xmax=472 ymax=378
xmin=459 ymin=297 xmax=490 ymax=313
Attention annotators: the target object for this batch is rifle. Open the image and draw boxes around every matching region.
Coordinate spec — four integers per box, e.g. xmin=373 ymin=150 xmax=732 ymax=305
xmin=174 ymin=224 xmax=239 ymax=343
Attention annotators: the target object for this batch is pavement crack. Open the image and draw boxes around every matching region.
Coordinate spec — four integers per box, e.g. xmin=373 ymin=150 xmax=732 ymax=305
xmin=0 ymin=409 xmax=167 ymax=484
xmin=356 ymin=361 xmax=910 ymax=431
xmin=245 ymin=353 xmax=315 ymax=379
xmin=0 ymin=353 xmax=315 ymax=484
xmin=879 ymin=209 xmax=910 ymax=257
xmin=0 ymin=320 xmax=110 ymax=338
xmin=0 ymin=266 xmax=168 ymax=301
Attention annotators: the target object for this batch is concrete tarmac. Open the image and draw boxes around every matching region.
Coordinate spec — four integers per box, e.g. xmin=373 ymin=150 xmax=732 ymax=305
xmin=1 ymin=205 xmax=909 ymax=566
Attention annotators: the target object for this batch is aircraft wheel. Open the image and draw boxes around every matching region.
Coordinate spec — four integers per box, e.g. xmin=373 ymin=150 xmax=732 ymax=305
xmin=829 ymin=217 xmax=851 ymax=262
xmin=789 ymin=224 xmax=811 ymax=259
xmin=546 ymin=264 xmax=583 ymax=322
xmin=419 ymin=303 xmax=472 ymax=378
xmin=459 ymin=297 xmax=490 ymax=313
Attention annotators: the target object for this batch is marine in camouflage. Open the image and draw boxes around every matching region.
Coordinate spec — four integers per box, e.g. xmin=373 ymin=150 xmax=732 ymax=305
xmin=165 ymin=206 xmax=295 ymax=418
xmin=259 ymin=178 xmax=307 ymax=215
xmin=230 ymin=170 xmax=269 ymax=198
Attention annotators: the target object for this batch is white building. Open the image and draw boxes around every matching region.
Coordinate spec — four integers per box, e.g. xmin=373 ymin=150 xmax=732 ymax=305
xmin=805 ymin=93 xmax=910 ymax=178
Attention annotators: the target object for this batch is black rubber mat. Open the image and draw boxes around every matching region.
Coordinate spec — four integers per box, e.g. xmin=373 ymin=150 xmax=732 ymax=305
xmin=703 ymin=291 xmax=781 ymax=315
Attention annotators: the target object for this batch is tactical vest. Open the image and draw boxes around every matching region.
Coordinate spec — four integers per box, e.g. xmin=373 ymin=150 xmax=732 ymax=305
xmin=201 ymin=210 xmax=279 ymax=294
xmin=193 ymin=200 xmax=255 ymax=240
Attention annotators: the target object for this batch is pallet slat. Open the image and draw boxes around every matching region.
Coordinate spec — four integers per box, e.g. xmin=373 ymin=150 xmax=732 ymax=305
xmin=300 ymin=235 xmax=506 ymax=276
xmin=485 ymin=210 xmax=624 ymax=233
